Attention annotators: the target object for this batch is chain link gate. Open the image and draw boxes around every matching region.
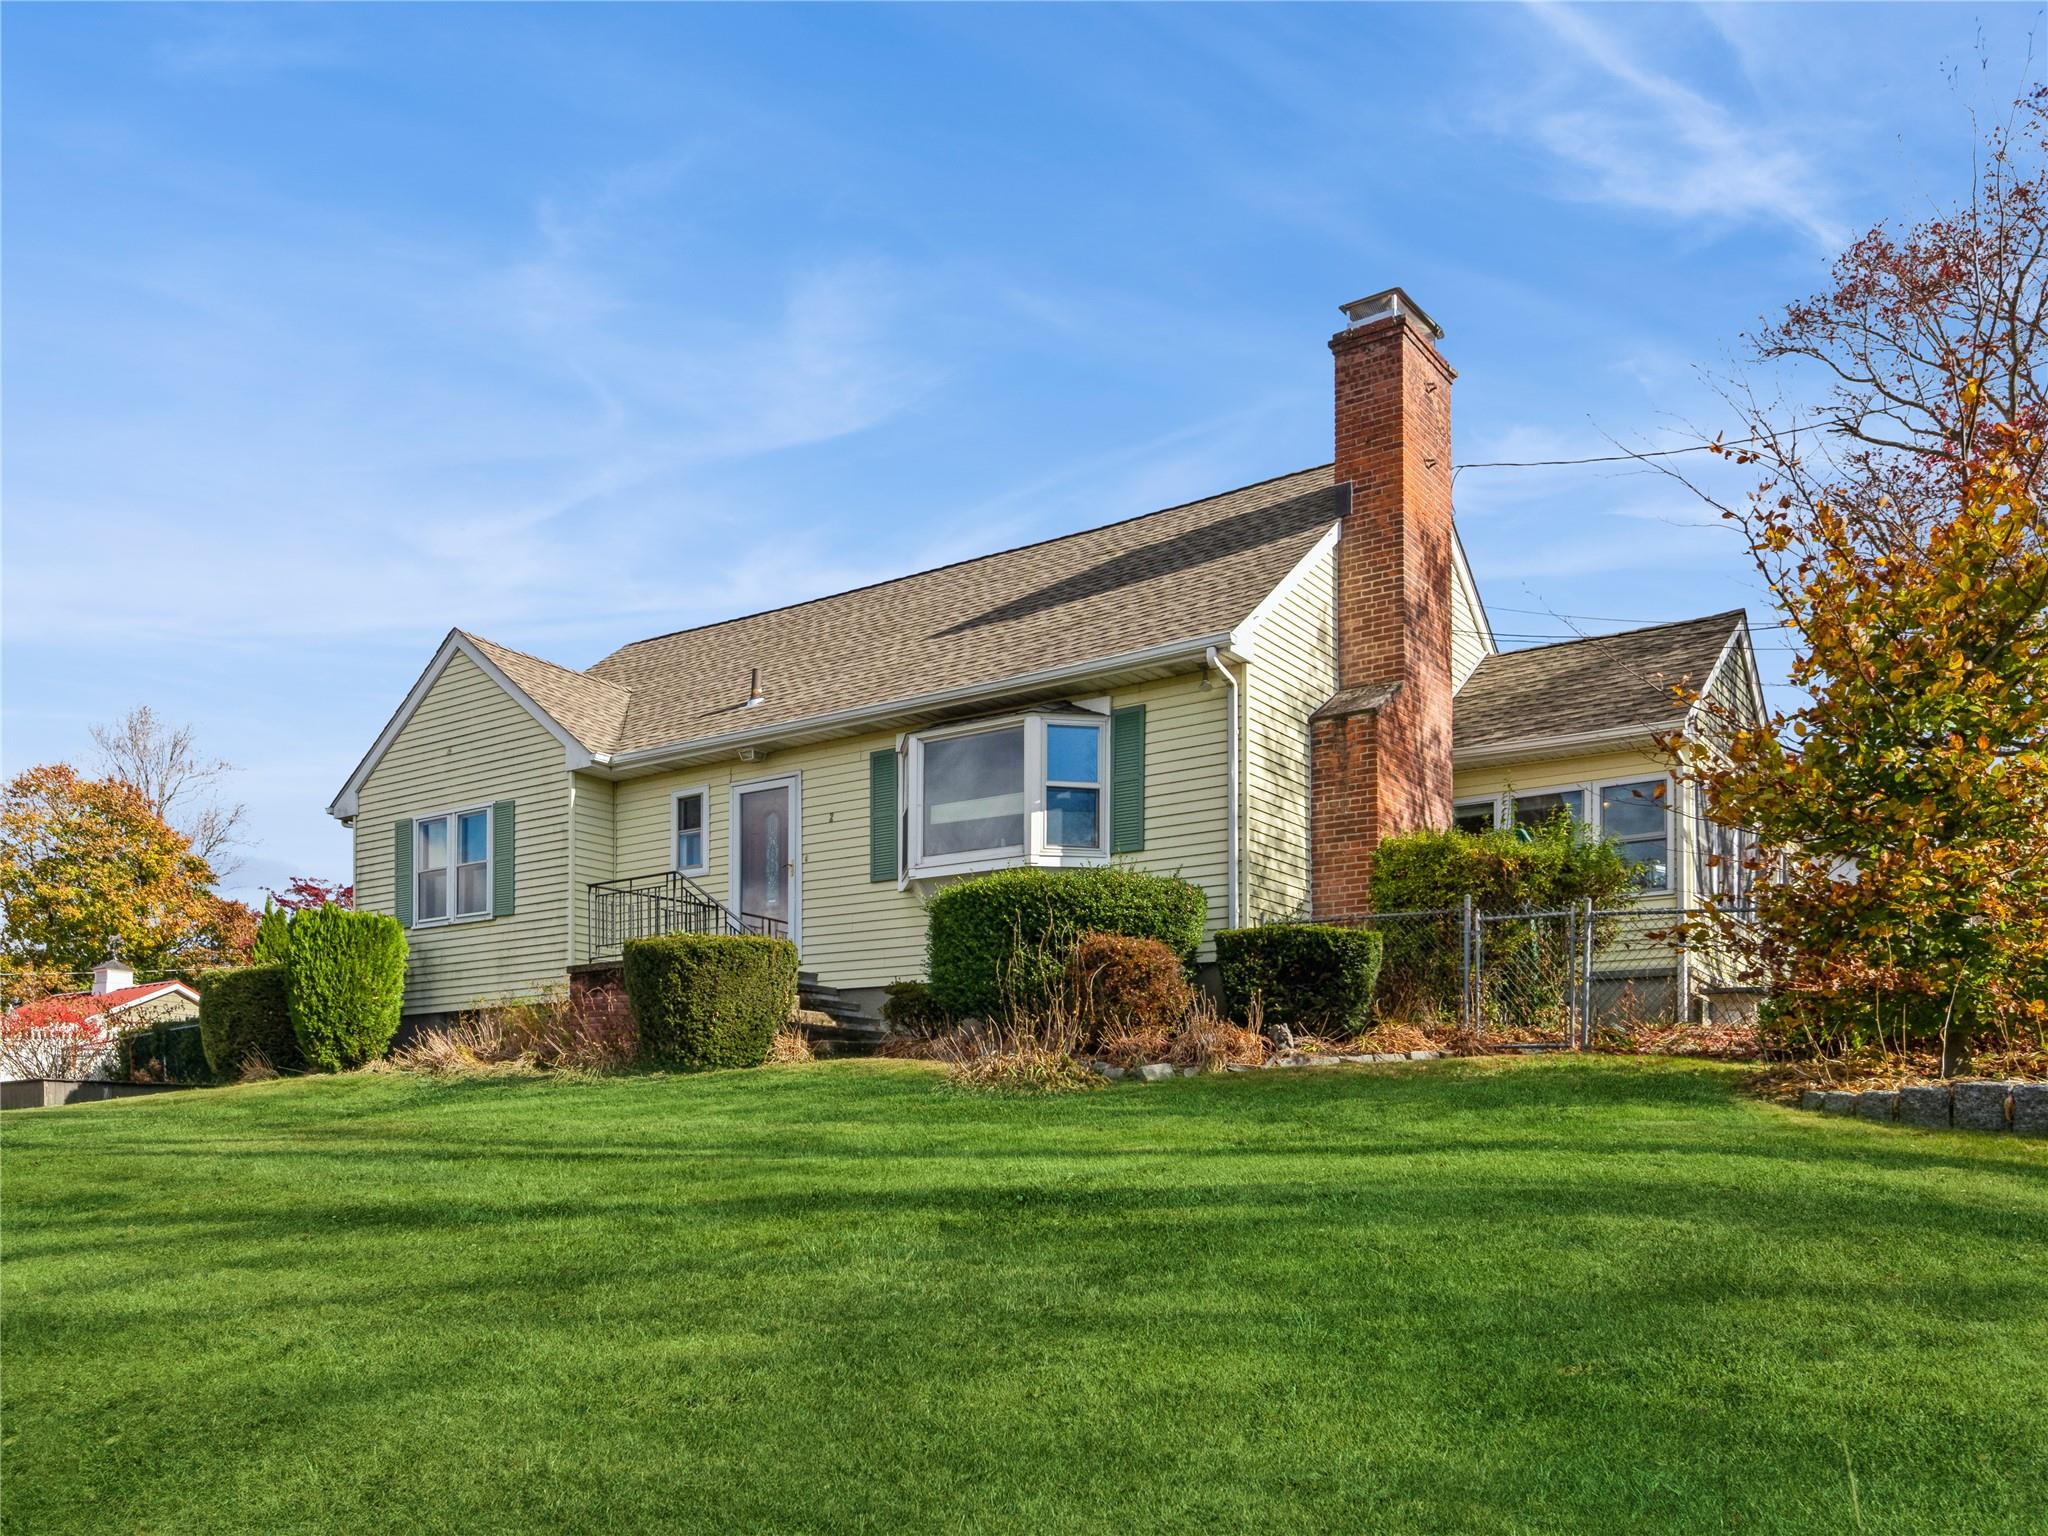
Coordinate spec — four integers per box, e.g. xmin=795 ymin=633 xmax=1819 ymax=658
xmin=1464 ymin=900 xmax=1596 ymax=1048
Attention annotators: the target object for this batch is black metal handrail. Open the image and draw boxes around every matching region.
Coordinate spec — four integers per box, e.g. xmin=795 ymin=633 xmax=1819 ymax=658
xmin=586 ymin=871 xmax=787 ymax=961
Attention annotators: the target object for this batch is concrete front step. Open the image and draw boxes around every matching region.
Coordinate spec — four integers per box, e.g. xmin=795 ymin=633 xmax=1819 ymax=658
xmin=791 ymin=1013 xmax=888 ymax=1058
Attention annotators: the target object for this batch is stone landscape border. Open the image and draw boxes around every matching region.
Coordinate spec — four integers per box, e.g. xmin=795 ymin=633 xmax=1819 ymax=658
xmin=1797 ymin=1080 xmax=2047 ymax=1135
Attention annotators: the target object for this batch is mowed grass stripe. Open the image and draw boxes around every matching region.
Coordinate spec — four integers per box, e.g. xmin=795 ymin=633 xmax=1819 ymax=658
xmin=3 ymin=1057 xmax=2042 ymax=1534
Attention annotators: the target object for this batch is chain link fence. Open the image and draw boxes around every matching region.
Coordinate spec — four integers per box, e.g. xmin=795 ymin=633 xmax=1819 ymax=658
xmin=1258 ymin=903 xmax=1766 ymax=1050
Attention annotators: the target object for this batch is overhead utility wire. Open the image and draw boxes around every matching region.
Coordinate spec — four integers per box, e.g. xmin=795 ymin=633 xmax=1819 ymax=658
xmin=1451 ymin=428 xmax=1786 ymax=476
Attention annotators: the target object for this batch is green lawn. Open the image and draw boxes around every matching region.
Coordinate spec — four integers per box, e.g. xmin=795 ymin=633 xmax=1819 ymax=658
xmin=4 ymin=1058 xmax=2044 ymax=1535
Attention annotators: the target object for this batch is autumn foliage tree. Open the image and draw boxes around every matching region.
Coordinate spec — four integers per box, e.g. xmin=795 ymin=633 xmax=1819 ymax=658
xmin=1677 ymin=95 xmax=2048 ymax=1062
xmin=0 ymin=765 xmax=252 ymax=1004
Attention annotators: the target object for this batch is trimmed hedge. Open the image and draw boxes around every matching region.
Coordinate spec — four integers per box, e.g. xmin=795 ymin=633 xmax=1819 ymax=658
xmin=199 ymin=964 xmax=299 ymax=1077
xmin=623 ymin=933 xmax=798 ymax=1071
xmin=117 ymin=1020 xmax=214 ymax=1084
xmin=1216 ymin=925 xmax=1384 ymax=1037
xmin=925 ymin=866 xmax=1207 ymax=1020
xmin=287 ymin=907 xmax=409 ymax=1072
xmin=1370 ymin=821 xmax=1634 ymax=914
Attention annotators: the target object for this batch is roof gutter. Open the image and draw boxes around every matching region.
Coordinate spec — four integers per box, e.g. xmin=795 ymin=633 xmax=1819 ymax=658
xmin=1451 ymin=719 xmax=1688 ymax=769
xmin=601 ymin=633 xmax=1236 ymax=772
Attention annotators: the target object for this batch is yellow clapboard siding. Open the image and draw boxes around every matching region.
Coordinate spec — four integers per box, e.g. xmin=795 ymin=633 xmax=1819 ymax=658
xmin=1243 ymin=545 xmax=1336 ymax=923
xmin=609 ymin=670 xmax=1232 ymax=987
xmin=353 ymin=651 xmax=571 ymax=1014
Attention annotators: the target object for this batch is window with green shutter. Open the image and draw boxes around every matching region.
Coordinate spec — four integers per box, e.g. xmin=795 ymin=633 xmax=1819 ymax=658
xmin=869 ymin=748 xmax=900 ymax=882
xmin=1110 ymin=704 xmax=1146 ymax=853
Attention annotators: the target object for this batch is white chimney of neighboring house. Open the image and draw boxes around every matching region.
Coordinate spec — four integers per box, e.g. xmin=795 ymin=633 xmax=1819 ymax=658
xmin=91 ymin=949 xmax=134 ymax=996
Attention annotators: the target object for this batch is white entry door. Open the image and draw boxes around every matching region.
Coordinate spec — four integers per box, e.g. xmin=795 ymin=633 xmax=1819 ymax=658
xmin=730 ymin=774 xmax=800 ymax=946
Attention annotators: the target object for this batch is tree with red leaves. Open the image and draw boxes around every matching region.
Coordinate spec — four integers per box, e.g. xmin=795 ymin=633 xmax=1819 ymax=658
xmin=267 ymin=877 xmax=354 ymax=912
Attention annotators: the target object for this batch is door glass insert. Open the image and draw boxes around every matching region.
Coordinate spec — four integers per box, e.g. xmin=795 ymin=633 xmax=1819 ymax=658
xmin=738 ymin=785 xmax=792 ymax=929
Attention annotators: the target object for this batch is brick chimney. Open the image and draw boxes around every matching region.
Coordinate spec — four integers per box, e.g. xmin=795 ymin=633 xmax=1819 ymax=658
xmin=1309 ymin=288 xmax=1456 ymax=916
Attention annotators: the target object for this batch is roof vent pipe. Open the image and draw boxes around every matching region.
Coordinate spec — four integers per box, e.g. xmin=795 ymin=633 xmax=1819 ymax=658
xmin=746 ymin=668 xmax=764 ymax=708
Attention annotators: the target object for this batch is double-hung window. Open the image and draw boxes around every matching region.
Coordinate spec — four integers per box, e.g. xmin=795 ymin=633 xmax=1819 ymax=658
xmin=908 ymin=712 xmax=1108 ymax=876
xmin=673 ymin=789 xmax=708 ymax=874
xmin=1044 ymin=723 xmax=1102 ymax=848
xmin=416 ymin=807 xmax=491 ymax=923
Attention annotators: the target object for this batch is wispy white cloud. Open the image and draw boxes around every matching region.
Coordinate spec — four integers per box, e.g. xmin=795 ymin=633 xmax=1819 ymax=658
xmin=1511 ymin=2 xmax=1848 ymax=250
xmin=156 ymin=13 xmax=350 ymax=76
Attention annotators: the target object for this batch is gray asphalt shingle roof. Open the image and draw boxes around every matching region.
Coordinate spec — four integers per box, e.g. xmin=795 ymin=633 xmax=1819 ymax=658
xmin=1451 ymin=610 xmax=1745 ymax=752
xmin=473 ymin=465 xmax=1342 ymax=758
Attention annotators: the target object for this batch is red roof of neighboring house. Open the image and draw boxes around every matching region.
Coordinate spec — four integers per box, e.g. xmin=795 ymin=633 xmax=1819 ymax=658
xmin=7 ymin=982 xmax=200 ymax=1029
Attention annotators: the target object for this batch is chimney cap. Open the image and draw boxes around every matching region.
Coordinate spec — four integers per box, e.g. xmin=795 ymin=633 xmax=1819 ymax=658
xmin=1339 ymin=287 xmax=1444 ymax=340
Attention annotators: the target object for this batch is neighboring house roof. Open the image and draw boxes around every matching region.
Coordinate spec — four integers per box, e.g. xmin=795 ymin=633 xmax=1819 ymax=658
xmin=1452 ymin=610 xmax=1750 ymax=759
xmin=584 ymin=464 xmax=1341 ymax=757
xmin=8 ymin=981 xmax=200 ymax=1029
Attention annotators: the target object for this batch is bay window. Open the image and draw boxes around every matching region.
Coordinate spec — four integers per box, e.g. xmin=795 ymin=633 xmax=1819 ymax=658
xmin=416 ymin=806 xmax=491 ymax=924
xmin=907 ymin=713 xmax=1108 ymax=875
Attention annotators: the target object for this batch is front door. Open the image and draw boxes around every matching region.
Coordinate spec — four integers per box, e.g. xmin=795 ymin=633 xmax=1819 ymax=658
xmin=731 ymin=776 xmax=799 ymax=945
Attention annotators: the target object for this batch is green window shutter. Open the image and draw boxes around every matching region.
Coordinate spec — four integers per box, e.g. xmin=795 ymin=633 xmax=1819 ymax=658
xmin=869 ymin=749 xmax=900 ymax=882
xmin=1111 ymin=705 xmax=1146 ymax=854
xmin=393 ymin=819 xmax=413 ymax=928
xmin=492 ymin=800 xmax=517 ymax=916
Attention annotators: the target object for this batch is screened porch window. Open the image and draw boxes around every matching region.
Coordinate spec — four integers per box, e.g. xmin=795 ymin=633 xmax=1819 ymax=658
xmin=1453 ymin=799 xmax=1496 ymax=835
xmin=1510 ymin=788 xmax=1584 ymax=829
xmin=1599 ymin=779 xmax=1670 ymax=891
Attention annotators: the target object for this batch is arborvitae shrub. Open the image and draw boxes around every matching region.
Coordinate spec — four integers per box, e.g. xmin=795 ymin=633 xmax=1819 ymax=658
xmin=1215 ymin=925 xmax=1384 ymax=1037
xmin=199 ymin=963 xmax=299 ymax=1076
xmin=925 ymin=866 xmax=1206 ymax=1020
xmin=623 ymin=933 xmax=798 ymax=1071
xmin=287 ymin=907 xmax=408 ymax=1072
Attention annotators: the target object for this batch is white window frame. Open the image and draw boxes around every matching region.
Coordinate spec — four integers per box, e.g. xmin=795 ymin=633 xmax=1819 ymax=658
xmin=412 ymin=802 xmax=494 ymax=928
xmin=1465 ymin=774 xmax=1675 ymax=897
xmin=1596 ymin=775 xmax=1674 ymax=897
xmin=670 ymin=786 xmax=710 ymax=876
xmin=906 ymin=711 xmax=1111 ymax=880
xmin=1503 ymin=781 xmax=1589 ymax=831
xmin=1452 ymin=796 xmax=1497 ymax=834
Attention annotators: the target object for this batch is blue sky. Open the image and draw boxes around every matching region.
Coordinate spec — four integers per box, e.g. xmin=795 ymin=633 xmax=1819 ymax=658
xmin=3 ymin=3 xmax=2038 ymax=902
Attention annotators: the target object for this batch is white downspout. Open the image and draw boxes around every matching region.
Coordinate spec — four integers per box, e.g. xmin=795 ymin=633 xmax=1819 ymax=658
xmin=1206 ymin=646 xmax=1240 ymax=929
xmin=565 ymin=774 xmax=578 ymax=971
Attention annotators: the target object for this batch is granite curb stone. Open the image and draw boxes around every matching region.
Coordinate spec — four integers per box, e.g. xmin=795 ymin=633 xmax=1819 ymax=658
xmin=2013 ymin=1083 xmax=2048 ymax=1136
xmin=1897 ymin=1084 xmax=1953 ymax=1128
xmin=1953 ymin=1080 xmax=2013 ymax=1132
